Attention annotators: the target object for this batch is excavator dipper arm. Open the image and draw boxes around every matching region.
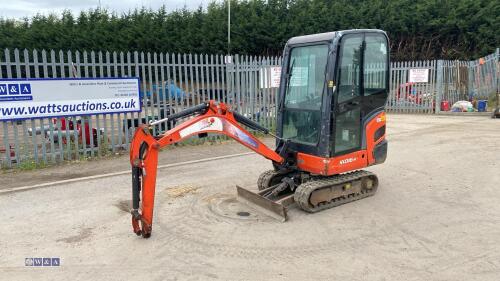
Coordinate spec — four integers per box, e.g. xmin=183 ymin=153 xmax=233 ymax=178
xmin=129 ymin=100 xmax=284 ymax=238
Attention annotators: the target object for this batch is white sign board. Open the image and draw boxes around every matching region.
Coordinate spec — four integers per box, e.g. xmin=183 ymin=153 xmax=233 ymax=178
xmin=409 ymin=69 xmax=429 ymax=83
xmin=260 ymin=66 xmax=282 ymax=88
xmin=270 ymin=67 xmax=281 ymax=88
xmin=0 ymin=78 xmax=140 ymax=121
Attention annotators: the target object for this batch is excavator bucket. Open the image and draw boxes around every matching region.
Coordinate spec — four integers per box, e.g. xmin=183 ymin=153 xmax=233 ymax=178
xmin=236 ymin=185 xmax=295 ymax=222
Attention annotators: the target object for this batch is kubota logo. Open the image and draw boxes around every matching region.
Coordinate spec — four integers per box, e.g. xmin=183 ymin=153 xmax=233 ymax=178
xmin=339 ymin=157 xmax=357 ymax=165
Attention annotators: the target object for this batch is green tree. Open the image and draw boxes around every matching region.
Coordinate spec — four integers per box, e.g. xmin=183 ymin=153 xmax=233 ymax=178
xmin=0 ymin=0 xmax=497 ymax=60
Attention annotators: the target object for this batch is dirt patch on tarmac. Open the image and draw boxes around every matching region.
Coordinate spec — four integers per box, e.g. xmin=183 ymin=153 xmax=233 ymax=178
xmin=164 ymin=185 xmax=200 ymax=198
xmin=56 ymin=227 xmax=93 ymax=244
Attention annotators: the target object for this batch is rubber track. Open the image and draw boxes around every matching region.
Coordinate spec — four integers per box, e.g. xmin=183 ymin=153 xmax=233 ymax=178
xmin=294 ymin=170 xmax=378 ymax=213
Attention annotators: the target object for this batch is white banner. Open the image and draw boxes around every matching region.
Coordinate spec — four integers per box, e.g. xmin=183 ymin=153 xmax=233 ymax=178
xmin=0 ymin=78 xmax=140 ymax=120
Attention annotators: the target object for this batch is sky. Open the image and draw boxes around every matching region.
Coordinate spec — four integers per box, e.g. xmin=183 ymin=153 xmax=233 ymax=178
xmin=0 ymin=0 xmax=208 ymax=19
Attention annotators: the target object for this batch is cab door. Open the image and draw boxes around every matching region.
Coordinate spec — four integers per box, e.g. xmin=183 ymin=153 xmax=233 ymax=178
xmin=332 ymin=33 xmax=363 ymax=156
xmin=362 ymin=33 xmax=389 ymax=114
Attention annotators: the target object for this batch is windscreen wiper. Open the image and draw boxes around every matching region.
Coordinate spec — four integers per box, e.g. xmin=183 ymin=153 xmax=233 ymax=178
xmin=280 ymin=58 xmax=296 ymax=111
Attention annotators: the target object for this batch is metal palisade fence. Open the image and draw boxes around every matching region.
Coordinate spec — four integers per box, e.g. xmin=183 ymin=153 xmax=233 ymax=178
xmin=0 ymin=48 xmax=498 ymax=168
xmin=0 ymin=50 xmax=281 ymax=168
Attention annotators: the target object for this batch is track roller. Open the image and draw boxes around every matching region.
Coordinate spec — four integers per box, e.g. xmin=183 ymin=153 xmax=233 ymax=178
xmin=294 ymin=170 xmax=378 ymax=213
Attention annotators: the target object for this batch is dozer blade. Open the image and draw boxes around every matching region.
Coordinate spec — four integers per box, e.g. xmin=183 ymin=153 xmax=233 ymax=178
xmin=236 ymin=185 xmax=294 ymax=222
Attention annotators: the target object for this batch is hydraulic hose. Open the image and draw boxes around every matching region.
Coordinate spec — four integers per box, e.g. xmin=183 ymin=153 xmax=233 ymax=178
xmin=232 ymin=111 xmax=269 ymax=134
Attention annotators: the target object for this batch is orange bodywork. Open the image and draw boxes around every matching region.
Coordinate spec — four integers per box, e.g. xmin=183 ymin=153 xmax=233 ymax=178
xmin=296 ymin=111 xmax=386 ymax=176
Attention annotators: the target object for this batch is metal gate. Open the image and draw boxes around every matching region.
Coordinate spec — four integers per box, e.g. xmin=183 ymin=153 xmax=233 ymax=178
xmin=387 ymin=60 xmax=437 ymax=114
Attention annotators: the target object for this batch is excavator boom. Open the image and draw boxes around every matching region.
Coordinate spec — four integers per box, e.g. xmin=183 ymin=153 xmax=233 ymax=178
xmin=129 ymin=100 xmax=283 ymax=237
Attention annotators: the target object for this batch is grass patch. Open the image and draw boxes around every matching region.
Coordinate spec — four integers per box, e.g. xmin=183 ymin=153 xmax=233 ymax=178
xmin=17 ymin=160 xmax=50 ymax=171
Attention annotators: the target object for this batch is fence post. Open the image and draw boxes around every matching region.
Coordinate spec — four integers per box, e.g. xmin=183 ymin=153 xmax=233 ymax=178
xmin=468 ymin=59 xmax=474 ymax=101
xmin=496 ymin=48 xmax=499 ymax=91
xmin=496 ymin=48 xmax=499 ymax=110
xmin=435 ymin=60 xmax=444 ymax=113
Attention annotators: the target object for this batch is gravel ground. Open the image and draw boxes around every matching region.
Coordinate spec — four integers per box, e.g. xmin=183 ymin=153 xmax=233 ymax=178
xmin=0 ymin=114 xmax=499 ymax=281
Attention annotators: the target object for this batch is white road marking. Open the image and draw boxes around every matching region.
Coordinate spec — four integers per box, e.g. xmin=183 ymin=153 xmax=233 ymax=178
xmin=0 ymin=152 xmax=254 ymax=194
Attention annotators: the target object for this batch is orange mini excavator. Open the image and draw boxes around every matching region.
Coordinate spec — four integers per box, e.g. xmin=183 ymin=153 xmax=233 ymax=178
xmin=130 ymin=29 xmax=390 ymax=238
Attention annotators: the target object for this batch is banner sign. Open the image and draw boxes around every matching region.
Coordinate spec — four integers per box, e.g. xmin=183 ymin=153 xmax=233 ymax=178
xmin=0 ymin=77 xmax=140 ymax=121
xmin=409 ymin=69 xmax=429 ymax=83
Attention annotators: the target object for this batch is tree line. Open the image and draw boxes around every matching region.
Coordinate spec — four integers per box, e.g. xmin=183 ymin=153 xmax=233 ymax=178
xmin=0 ymin=0 xmax=498 ymax=61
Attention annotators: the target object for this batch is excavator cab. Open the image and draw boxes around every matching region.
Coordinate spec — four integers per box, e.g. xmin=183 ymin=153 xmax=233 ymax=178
xmin=129 ymin=29 xmax=390 ymax=237
xmin=277 ymin=29 xmax=389 ymax=166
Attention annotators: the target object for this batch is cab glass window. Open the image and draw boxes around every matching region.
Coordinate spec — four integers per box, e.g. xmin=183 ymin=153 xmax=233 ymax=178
xmin=282 ymin=44 xmax=328 ymax=145
xmin=364 ymin=35 xmax=388 ymax=95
